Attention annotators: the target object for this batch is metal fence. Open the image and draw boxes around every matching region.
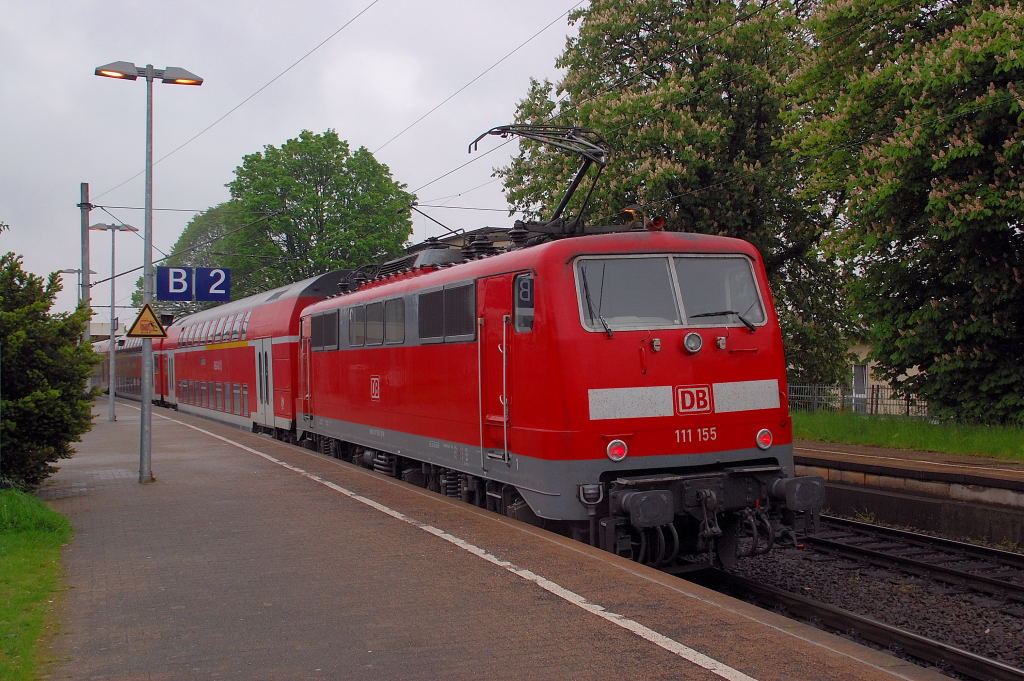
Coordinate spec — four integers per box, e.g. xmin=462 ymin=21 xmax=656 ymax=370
xmin=788 ymin=384 xmax=929 ymax=418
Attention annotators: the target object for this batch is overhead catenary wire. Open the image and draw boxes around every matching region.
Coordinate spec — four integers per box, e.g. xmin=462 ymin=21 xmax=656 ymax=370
xmin=373 ymin=1 xmax=585 ymax=154
xmin=94 ymin=0 xmax=384 ymax=201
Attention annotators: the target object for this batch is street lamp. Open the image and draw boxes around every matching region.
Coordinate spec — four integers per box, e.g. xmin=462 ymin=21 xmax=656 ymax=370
xmin=94 ymin=60 xmax=203 ymax=483
xmin=58 ymin=268 xmax=97 ymax=305
xmin=90 ymin=223 xmax=139 ymax=423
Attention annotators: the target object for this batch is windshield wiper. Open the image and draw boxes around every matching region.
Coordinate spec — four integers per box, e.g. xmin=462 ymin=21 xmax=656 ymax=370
xmin=689 ymin=310 xmax=756 ymax=333
xmin=580 ymin=269 xmax=613 ymax=338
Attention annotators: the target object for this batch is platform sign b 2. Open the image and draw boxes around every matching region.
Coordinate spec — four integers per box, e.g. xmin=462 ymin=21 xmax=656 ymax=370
xmin=157 ymin=266 xmax=230 ymax=302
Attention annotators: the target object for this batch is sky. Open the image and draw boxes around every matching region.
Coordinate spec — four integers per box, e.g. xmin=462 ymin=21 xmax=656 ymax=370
xmin=1 ymin=0 xmax=581 ymax=317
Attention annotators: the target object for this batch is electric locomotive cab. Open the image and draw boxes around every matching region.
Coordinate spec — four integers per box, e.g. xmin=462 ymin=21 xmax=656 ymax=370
xmin=556 ymin=235 xmax=824 ymax=567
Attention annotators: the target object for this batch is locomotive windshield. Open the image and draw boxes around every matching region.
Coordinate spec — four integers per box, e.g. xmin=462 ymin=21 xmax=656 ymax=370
xmin=576 ymin=254 xmax=766 ymax=332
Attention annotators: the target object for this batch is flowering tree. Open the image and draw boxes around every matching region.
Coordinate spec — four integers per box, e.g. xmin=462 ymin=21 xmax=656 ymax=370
xmin=790 ymin=1 xmax=1024 ymax=423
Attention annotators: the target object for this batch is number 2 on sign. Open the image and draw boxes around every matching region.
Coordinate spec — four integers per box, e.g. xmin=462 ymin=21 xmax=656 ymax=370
xmin=676 ymin=427 xmax=717 ymax=443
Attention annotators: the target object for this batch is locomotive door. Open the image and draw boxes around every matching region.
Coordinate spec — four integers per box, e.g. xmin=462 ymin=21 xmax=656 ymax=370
xmin=478 ymin=274 xmax=515 ymax=469
xmin=254 ymin=338 xmax=275 ymax=427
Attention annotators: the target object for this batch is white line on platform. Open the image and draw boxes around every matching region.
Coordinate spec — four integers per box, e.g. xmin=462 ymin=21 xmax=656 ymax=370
xmin=156 ymin=412 xmax=759 ymax=681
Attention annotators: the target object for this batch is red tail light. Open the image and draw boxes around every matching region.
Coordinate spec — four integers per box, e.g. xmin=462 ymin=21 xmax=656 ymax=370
xmin=607 ymin=439 xmax=628 ymax=461
xmin=756 ymin=429 xmax=773 ymax=450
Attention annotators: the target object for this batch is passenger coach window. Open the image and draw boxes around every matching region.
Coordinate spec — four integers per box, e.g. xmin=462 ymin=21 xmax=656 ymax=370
xmin=514 ymin=274 xmax=534 ymax=332
xmin=384 ymin=299 xmax=405 ymax=343
xmin=349 ymin=306 xmax=366 ymax=346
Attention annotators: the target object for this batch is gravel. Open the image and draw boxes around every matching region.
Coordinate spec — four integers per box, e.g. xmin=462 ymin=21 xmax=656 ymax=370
xmin=731 ymin=545 xmax=1024 ymax=671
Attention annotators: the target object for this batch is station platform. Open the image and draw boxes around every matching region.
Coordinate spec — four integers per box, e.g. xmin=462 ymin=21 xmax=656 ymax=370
xmin=40 ymin=402 xmax=956 ymax=681
xmin=793 ymin=440 xmax=1024 ymax=545
xmin=794 ymin=440 xmax=1024 ymax=493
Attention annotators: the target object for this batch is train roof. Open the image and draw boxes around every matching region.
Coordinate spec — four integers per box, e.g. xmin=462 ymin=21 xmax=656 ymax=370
xmin=302 ymin=230 xmax=762 ymax=314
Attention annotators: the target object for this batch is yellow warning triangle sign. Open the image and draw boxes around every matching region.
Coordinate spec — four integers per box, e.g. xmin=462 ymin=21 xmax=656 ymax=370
xmin=126 ymin=303 xmax=167 ymax=338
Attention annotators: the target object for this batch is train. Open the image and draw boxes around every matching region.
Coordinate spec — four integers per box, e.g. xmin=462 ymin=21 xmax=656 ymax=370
xmin=92 ymin=126 xmax=824 ymax=568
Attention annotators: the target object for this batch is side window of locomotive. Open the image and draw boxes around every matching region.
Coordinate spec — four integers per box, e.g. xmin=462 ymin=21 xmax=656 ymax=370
xmin=674 ymin=256 xmax=766 ymax=327
xmin=311 ymin=310 xmax=339 ymax=351
xmin=418 ymin=290 xmax=444 ymax=341
xmin=443 ymin=284 xmax=475 ymax=340
xmin=576 ymin=257 xmax=679 ymax=330
xmin=365 ymin=302 xmax=384 ymax=345
xmin=514 ymin=273 xmax=534 ymax=332
xmin=418 ymin=285 xmax=475 ymax=342
xmin=349 ymin=306 xmax=366 ymax=346
xmin=384 ymin=299 xmax=405 ymax=344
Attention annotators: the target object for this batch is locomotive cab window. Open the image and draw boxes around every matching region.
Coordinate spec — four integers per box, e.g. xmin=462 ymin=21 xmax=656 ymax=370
xmin=514 ymin=273 xmax=535 ymax=332
xmin=675 ymin=256 xmax=765 ymax=327
xmin=576 ymin=257 xmax=680 ymax=330
xmin=575 ymin=254 xmax=766 ymax=332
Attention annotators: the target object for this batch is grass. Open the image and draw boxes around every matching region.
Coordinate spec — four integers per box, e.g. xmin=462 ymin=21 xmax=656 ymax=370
xmin=792 ymin=409 xmax=1024 ymax=461
xmin=0 ymin=488 xmax=71 ymax=681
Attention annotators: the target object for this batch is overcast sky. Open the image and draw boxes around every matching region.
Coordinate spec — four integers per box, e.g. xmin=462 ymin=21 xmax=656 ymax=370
xmin=1 ymin=0 xmax=580 ymax=315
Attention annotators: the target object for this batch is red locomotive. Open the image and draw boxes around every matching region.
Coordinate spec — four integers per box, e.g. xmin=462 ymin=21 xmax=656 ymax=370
xmin=96 ymin=126 xmax=823 ymax=567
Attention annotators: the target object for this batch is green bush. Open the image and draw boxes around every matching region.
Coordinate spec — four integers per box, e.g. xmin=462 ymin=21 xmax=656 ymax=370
xmin=1 ymin=252 xmax=100 ymax=488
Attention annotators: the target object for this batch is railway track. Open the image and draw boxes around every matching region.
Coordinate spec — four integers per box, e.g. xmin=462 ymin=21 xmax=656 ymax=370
xmin=807 ymin=515 xmax=1024 ymax=604
xmin=702 ymin=570 xmax=1024 ymax=681
xmin=689 ymin=515 xmax=1024 ymax=681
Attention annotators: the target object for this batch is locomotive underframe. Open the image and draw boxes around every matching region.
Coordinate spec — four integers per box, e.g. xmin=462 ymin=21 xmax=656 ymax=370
xmin=299 ymin=413 xmax=824 ymax=567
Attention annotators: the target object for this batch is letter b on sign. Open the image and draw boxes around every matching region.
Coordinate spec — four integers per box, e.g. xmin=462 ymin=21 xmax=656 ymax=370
xmin=676 ymin=385 xmax=713 ymax=414
xmin=157 ymin=267 xmax=193 ymax=301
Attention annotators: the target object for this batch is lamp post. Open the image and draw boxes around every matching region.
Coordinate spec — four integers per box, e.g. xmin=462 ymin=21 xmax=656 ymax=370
xmin=94 ymin=61 xmax=202 ymax=483
xmin=58 ymin=268 xmax=97 ymax=306
xmin=90 ymin=223 xmax=139 ymax=422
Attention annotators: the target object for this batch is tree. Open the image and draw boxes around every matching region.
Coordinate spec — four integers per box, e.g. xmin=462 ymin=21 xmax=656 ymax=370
xmin=499 ymin=0 xmax=853 ymax=384
xmin=225 ymin=130 xmax=415 ymax=297
xmin=0 ymin=253 xmax=99 ymax=488
xmin=135 ymin=202 xmax=247 ymax=317
xmin=789 ymin=1 xmax=1024 ymax=423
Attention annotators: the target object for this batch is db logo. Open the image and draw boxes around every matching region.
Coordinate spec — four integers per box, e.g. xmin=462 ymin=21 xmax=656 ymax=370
xmin=675 ymin=385 xmax=713 ymax=414
xmin=370 ymin=375 xmax=381 ymax=401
